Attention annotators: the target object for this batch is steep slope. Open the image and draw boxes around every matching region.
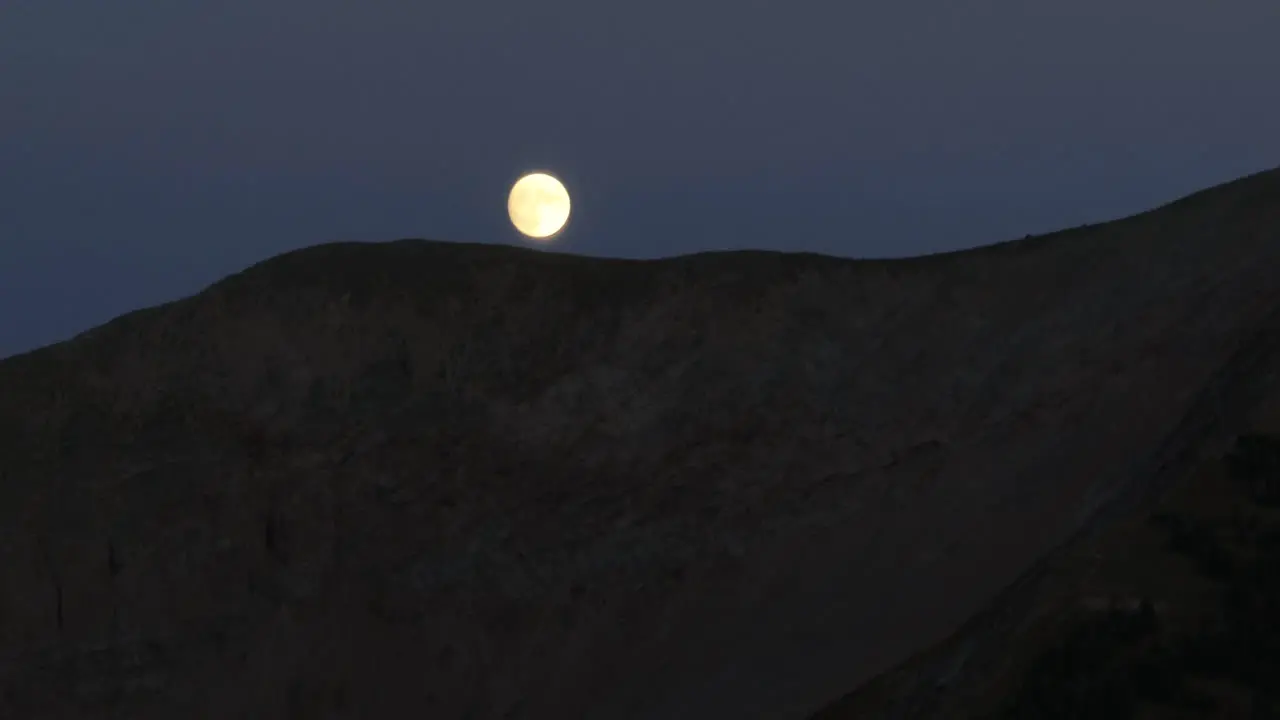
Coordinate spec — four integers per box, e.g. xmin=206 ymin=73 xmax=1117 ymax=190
xmin=813 ymin=267 xmax=1280 ymax=719
xmin=0 ymin=168 xmax=1278 ymax=719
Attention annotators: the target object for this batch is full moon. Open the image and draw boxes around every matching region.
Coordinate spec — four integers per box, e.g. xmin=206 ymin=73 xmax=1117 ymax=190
xmin=508 ymin=172 xmax=571 ymax=240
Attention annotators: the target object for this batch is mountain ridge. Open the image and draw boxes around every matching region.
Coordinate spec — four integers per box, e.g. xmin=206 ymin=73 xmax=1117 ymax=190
xmin=1 ymin=167 xmax=1278 ymax=718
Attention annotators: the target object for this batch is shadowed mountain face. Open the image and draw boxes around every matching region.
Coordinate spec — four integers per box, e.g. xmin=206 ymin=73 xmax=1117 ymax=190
xmin=1 ymin=169 xmax=1278 ymax=719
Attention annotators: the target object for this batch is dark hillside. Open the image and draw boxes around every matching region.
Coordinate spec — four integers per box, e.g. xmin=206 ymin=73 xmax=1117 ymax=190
xmin=1 ymin=168 xmax=1279 ymax=719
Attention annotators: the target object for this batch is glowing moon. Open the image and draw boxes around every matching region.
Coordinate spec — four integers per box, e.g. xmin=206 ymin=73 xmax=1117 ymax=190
xmin=508 ymin=172 xmax=571 ymax=240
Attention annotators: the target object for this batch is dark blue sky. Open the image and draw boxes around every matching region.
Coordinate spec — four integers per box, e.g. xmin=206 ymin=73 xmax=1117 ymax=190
xmin=3 ymin=1 xmax=1278 ymax=358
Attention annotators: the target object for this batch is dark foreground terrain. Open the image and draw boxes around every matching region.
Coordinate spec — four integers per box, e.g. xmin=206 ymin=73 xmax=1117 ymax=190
xmin=1 ymin=168 xmax=1278 ymax=718
xmin=813 ymin=433 xmax=1280 ymax=719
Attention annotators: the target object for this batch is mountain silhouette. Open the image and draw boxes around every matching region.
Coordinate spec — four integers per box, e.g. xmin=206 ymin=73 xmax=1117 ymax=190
xmin=1 ymin=168 xmax=1278 ymax=718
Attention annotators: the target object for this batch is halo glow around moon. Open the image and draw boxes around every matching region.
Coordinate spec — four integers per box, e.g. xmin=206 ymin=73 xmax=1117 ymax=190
xmin=508 ymin=172 xmax=571 ymax=240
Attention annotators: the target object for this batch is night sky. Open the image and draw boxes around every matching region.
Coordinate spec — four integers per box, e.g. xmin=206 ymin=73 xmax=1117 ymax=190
xmin=3 ymin=1 xmax=1278 ymax=358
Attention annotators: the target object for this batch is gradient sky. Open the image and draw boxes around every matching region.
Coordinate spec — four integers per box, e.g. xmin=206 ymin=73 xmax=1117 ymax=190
xmin=3 ymin=1 xmax=1278 ymax=358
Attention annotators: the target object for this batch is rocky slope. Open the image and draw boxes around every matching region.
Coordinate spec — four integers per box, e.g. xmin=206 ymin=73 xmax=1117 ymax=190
xmin=1 ymin=168 xmax=1278 ymax=718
